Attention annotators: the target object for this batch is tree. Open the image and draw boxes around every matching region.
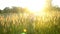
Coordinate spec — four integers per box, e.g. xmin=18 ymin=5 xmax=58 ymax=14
xmin=3 ymin=7 xmax=11 ymax=13
xmin=0 ymin=9 xmax=2 ymax=13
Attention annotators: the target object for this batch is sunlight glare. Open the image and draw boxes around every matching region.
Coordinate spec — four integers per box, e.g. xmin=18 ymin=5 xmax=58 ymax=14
xmin=27 ymin=0 xmax=45 ymax=13
xmin=52 ymin=0 xmax=60 ymax=7
xmin=33 ymin=11 xmax=46 ymax=16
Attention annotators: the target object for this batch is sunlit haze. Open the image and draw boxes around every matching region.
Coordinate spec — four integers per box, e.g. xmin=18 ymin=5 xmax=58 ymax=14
xmin=0 ymin=0 xmax=60 ymax=11
xmin=0 ymin=0 xmax=60 ymax=34
xmin=0 ymin=0 xmax=45 ymax=12
xmin=52 ymin=0 xmax=60 ymax=7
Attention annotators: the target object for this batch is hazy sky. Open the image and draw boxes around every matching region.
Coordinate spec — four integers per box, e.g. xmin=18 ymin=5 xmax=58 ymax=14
xmin=0 ymin=0 xmax=60 ymax=10
xmin=52 ymin=0 xmax=60 ymax=6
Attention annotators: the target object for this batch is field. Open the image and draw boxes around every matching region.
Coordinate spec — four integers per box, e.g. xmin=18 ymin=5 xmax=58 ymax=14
xmin=0 ymin=11 xmax=60 ymax=34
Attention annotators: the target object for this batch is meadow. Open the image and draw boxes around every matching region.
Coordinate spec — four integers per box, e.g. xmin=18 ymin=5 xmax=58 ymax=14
xmin=0 ymin=10 xmax=60 ymax=34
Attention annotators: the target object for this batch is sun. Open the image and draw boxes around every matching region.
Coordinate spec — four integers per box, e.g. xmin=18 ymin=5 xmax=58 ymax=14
xmin=24 ymin=0 xmax=46 ymax=16
xmin=26 ymin=0 xmax=45 ymax=13
xmin=18 ymin=0 xmax=45 ymax=13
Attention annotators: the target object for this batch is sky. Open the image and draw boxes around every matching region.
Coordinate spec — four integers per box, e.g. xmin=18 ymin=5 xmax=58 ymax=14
xmin=52 ymin=0 xmax=60 ymax=7
xmin=0 ymin=0 xmax=60 ymax=10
